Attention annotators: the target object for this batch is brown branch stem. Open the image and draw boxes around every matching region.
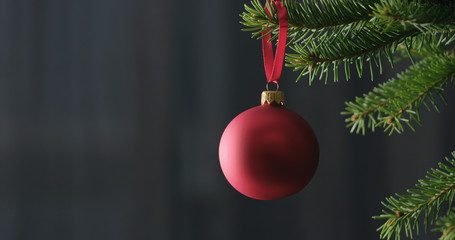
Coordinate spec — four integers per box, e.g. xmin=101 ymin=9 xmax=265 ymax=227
xmin=394 ymin=183 xmax=455 ymax=219
xmin=387 ymin=75 xmax=451 ymax=124
xmin=257 ymin=13 xmax=372 ymax=30
xmin=351 ymin=100 xmax=390 ymax=121
xmin=382 ymin=10 xmax=455 ymax=26
xmin=304 ymin=29 xmax=419 ymax=64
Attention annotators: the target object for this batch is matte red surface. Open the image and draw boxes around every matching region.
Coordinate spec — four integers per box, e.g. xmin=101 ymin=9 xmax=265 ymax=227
xmin=219 ymin=104 xmax=319 ymax=200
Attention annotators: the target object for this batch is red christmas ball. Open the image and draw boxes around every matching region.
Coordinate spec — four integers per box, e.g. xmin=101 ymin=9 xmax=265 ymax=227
xmin=219 ymin=93 xmax=319 ymax=200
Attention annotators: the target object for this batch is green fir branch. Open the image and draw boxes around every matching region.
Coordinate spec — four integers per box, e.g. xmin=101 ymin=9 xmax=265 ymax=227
xmin=342 ymin=52 xmax=455 ymax=135
xmin=240 ymin=0 xmax=377 ymax=41
xmin=374 ymin=152 xmax=455 ymax=240
xmin=286 ymin=27 xmax=419 ymax=84
xmin=372 ymin=0 xmax=455 ymax=33
xmin=393 ymin=33 xmax=455 ymax=62
xmin=241 ymin=0 xmax=455 ymax=85
xmin=433 ymin=211 xmax=455 ymax=240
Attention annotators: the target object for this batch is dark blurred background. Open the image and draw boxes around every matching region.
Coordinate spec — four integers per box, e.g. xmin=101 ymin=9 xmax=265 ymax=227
xmin=0 ymin=0 xmax=454 ymax=239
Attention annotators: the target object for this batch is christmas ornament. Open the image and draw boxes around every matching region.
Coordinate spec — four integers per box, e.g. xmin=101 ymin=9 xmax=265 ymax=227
xmin=219 ymin=0 xmax=319 ymax=200
xmin=219 ymin=89 xmax=319 ymax=200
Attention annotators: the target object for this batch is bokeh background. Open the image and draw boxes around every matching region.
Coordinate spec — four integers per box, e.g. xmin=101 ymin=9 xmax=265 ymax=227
xmin=1 ymin=0 xmax=454 ymax=239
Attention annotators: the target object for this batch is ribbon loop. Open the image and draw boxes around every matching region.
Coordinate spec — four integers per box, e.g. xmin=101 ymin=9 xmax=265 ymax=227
xmin=262 ymin=0 xmax=289 ymax=83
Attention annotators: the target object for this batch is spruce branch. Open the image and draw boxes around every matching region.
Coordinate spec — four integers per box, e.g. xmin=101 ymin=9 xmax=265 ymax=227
xmin=372 ymin=0 xmax=455 ymax=33
xmin=393 ymin=33 xmax=455 ymax=62
xmin=374 ymin=152 xmax=455 ymax=240
xmin=343 ymin=52 xmax=455 ymax=135
xmin=241 ymin=0 xmax=455 ymax=85
xmin=286 ymin=27 xmax=419 ymax=84
xmin=433 ymin=211 xmax=455 ymax=240
xmin=240 ymin=0 xmax=377 ymax=41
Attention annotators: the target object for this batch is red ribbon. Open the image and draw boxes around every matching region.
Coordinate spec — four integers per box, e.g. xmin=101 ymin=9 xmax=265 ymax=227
xmin=262 ymin=0 xmax=289 ymax=84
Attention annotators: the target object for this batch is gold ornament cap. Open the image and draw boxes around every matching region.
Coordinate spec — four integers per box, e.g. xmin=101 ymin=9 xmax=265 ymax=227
xmin=261 ymin=91 xmax=284 ymax=106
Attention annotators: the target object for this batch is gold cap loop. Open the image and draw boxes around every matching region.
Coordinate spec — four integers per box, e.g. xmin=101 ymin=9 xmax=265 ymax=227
xmin=266 ymin=82 xmax=279 ymax=91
